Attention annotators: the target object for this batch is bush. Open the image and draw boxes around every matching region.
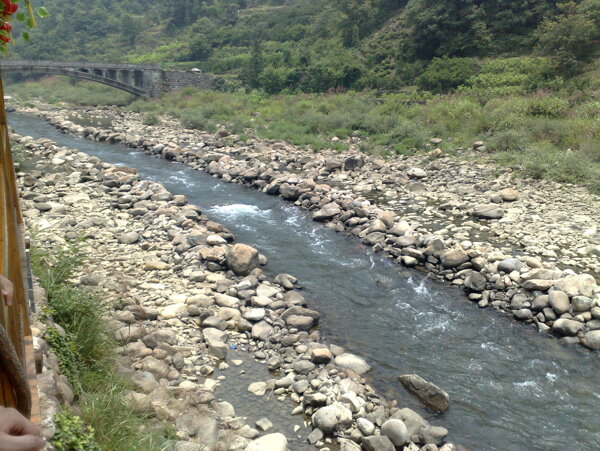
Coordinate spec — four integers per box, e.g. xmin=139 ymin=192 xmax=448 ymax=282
xmin=52 ymin=411 xmax=100 ymax=451
xmin=526 ymin=95 xmax=569 ymax=118
xmin=142 ymin=112 xmax=161 ymax=125
xmin=487 ymin=129 xmax=528 ymax=153
xmin=416 ymin=57 xmax=479 ymax=93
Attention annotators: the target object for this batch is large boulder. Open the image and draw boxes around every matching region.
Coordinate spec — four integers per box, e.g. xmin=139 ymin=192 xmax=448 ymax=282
xmin=472 ymin=204 xmax=504 ymax=220
xmin=380 ymin=419 xmax=409 ymax=446
xmin=313 ymin=202 xmax=341 ymax=221
xmin=226 ymin=243 xmax=260 ymax=276
xmin=246 ymin=433 xmax=288 ymax=451
xmin=582 ymin=331 xmax=600 ymax=350
xmin=391 ymin=408 xmax=428 ymax=437
xmin=440 ymin=249 xmax=469 ymax=268
xmin=552 ymin=318 xmax=583 ymax=337
xmin=335 ymin=353 xmax=371 ymax=375
xmin=398 ymin=374 xmax=449 ymax=412
xmin=343 ymin=155 xmax=365 ymax=171
xmin=362 ymin=435 xmax=395 ymax=451
xmin=554 ymin=274 xmax=597 ymax=297
xmin=464 ymin=272 xmax=486 ymax=292
xmin=312 ymin=403 xmax=353 ymax=433
xmin=548 ymin=290 xmax=570 ymax=315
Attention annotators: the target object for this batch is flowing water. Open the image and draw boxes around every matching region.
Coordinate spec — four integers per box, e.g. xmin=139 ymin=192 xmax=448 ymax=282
xmin=9 ymin=112 xmax=600 ymax=451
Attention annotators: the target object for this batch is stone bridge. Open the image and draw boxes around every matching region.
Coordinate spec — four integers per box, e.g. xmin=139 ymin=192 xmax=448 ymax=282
xmin=0 ymin=60 xmax=214 ymax=97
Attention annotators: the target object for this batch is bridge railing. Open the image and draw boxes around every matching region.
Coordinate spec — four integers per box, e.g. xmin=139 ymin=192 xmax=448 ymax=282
xmin=0 ymin=59 xmax=161 ymax=71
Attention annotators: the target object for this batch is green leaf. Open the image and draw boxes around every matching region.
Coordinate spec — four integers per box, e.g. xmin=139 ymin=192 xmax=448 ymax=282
xmin=37 ymin=7 xmax=50 ymax=18
xmin=15 ymin=12 xmax=26 ymax=22
xmin=25 ymin=18 xmax=34 ymax=28
xmin=22 ymin=31 xmax=30 ymax=43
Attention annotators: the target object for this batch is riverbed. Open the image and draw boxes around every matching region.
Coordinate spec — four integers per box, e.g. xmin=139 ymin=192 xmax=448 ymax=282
xmin=10 ymin=112 xmax=600 ymax=451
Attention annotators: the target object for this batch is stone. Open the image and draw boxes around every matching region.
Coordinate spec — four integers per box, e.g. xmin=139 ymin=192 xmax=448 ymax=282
xmin=380 ymin=419 xmax=409 ymax=446
xmin=248 ymin=382 xmax=267 ymax=396
xmin=144 ymin=259 xmax=168 ymax=271
xmin=311 ymin=348 xmax=333 ymax=364
xmin=420 ymin=425 xmax=449 ymax=445
xmin=407 ymin=168 xmax=427 ymax=179
xmin=357 ymin=417 xmax=375 ymax=436
xmin=246 ymin=433 xmax=287 ymax=451
xmin=256 ymin=418 xmax=273 ymax=431
xmin=252 ymin=321 xmax=274 ymax=341
xmin=226 ymin=243 xmax=260 ymax=276
xmin=398 ymin=374 xmax=449 ymax=412
xmin=311 ymin=403 xmax=353 ymax=433
xmin=335 ymin=353 xmax=371 ymax=375
xmin=285 ymin=315 xmax=314 ymax=330
xmin=522 ymin=279 xmax=554 ymax=291
xmin=552 ymin=318 xmax=583 ymax=337
xmin=497 ymin=258 xmax=523 ymax=273
xmin=214 ymin=293 xmax=239 ymax=308
xmin=531 ymin=295 xmax=549 ymax=311
xmin=308 ymin=428 xmax=324 ymax=445
xmin=464 ymin=272 xmax=486 ymax=292
xmin=293 ymin=360 xmax=316 ymax=374
xmin=548 ymin=291 xmax=570 ymax=315
xmin=161 ymin=303 xmax=187 ymax=319
xmin=572 ymin=296 xmax=593 ymax=313
xmin=582 ymin=331 xmax=600 ymax=350
xmin=498 ymin=188 xmax=519 ymax=202
xmin=440 ymin=249 xmax=469 ymax=268
xmin=472 ymin=204 xmax=504 ymax=220
xmin=313 ymin=202 xmax=341 ymax=221
xmin=118 ymin=231 xmax=140 ymax=244
xmin=343 ymin=155 xmax=365 ymax=171
xmin=554 ymin=274 xmax=597 ymax=297
xmin=243 ymin=308 xmax=266 ymax=322
xmin=362 ymin=435 xmax=395 ymax=451
xmin=176 ymin=412 xmax=204 ymax=436
xmin=391 ymin=408 xmax=428 ymax=437
xmin=378 ymin=211 xmax=395 ymax=228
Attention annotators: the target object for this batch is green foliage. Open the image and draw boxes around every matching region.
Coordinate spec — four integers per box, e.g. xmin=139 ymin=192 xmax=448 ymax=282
xmin=462 ymin=57 xmax=556 ymax=99
xmin=52 ymin=411 xmax=100 ymax=451
xmin=142 ymin=112 xmax=161 ymax=125
xmin=44 ymin=327 xmax=83 ymax=396
xmin=416 ymin=57 xmax=479 ymax=93
xmin=32 ymin=241 xmax=170 ymax=450
xmin=535 ymin=0 xmax=600 ymax=76
xmin=6 ymin=77 xmax=134 ymax=106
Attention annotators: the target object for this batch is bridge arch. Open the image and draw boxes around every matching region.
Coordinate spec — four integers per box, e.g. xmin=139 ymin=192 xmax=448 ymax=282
xmin=0 ymin=65 xmax=149 ymax=96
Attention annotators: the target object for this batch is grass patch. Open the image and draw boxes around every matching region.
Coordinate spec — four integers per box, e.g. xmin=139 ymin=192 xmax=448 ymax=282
xmin=32 ymin=241 xmax=169 ymax=450
xmin=9 ymin=65 xmax=600 ymax=193
xmin=7 ymin=77 xmax=135 ymax=106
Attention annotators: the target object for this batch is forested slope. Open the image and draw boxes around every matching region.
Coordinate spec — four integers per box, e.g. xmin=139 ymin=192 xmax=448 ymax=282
xmin=11 ymin=0 xmax=600 ymax=93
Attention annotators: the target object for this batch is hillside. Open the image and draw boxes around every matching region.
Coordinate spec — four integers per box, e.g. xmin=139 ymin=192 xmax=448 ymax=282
xmin=11 ymin=0 xmax=600 ymax=93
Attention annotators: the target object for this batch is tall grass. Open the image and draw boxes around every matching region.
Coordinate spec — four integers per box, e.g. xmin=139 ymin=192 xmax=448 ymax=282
xmin=31 ymin=241 xmax=169 ymax=450
xmin=7 ymin=77 xmax=135 ymax=106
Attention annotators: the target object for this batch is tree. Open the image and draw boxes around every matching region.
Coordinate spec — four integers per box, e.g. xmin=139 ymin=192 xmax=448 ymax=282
xmin=400 ymin=0 xmax=490 ymax=61
xmin=535 ymin=0 xmax=600 ymax=75
xmin=186 ymin=34 xmax=213 ymax=61
xmin=241 ymin=42 xmax=264 ymax=88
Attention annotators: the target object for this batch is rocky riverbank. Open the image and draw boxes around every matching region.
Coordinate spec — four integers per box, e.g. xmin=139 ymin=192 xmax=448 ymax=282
xmin=14 ymin=102 xmax=600 ymax=352
xmin=15 ymin=131 xmax=457 ymax=451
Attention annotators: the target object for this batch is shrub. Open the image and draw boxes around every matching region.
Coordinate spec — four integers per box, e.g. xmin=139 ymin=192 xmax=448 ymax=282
xmin=525 ymin=95 xmax=569 ymax=118
xmin=487 ymin=129 xmax=528 ymax=153
xmin=416 ymin=57 xmax=479 ymax=93
xmin=142 ymin=112 xmax=160 ymax=125
xmin=52 ymin=411 xmax=100 ymax=451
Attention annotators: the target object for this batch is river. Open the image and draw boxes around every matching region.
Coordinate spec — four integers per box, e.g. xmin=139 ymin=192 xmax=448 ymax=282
xmin=9 ymin=112 xmax=600 ymax=451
